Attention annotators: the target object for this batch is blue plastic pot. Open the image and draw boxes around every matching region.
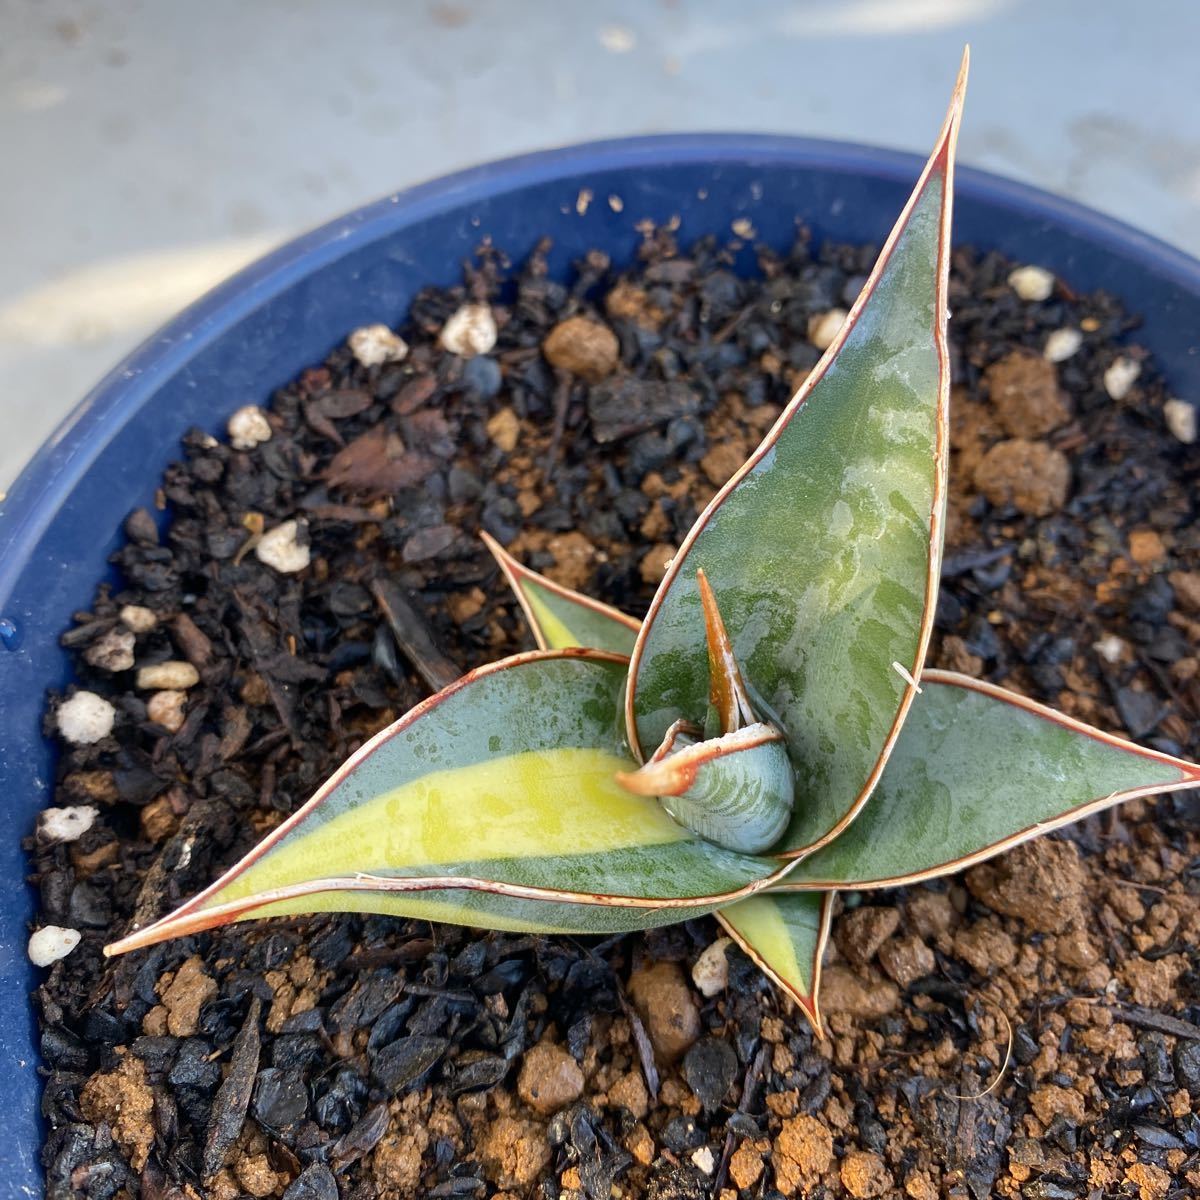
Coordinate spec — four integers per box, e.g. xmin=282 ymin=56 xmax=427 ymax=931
xmin=3 ymin=135 xmax=1200 ymax=1185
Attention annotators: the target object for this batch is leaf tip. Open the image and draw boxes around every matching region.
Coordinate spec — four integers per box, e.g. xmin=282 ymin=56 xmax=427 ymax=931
xmin=614 ymin=759 xmax=692 ymax=800
xmin=103 ymin=924 xmax=161 ymax=958
xmin=942 ymin=46 xmax=970 ymax=155
xmin=797 ymin=994 xmax=827 ymax=1042
xmin=479 ymin=527 xmax=525 ymax=585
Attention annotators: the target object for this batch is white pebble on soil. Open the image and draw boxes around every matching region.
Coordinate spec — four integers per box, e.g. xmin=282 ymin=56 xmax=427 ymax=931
xmin=692 ymin=937 xmax=732 ymax=997
xmin=1043 ymin=328 xmax=1083 ymax=363
xmin=56 ymin=691 xmax=116 ymax=745
xmin=83 ymin=627 xmax=136 ymax=672
xmin=1164 ymin=398 xmax=1198 ymax=444
xmin=348 ymin=323 xmax=408 ymax=367
xmin=136 ymin=660 xmax=200 ymax=690
xmin=119 ymin=604 xmax=158 ymax=634
xmin=439 ymin=304 xmax=497 ymax=358
xmin=1104 ymin=356 xmax=1141 ymax=401
xmin=37 ymin=805 xmax=98 ymax=845
xmin=690 ymin=1147 xmax=716 ymax=1175
xmin=807 ymin=308 xmax=847 ymax=351
xmin=227 ymin=405 xmax=273 ymax=450
xmin=255 ymin=518 xmax=311 ymax=574
xmin=1008 ymin=264 xmax=1055 ymax=301
xmin=1093 ymin=633 xmax=1127 ymax=665
xmin=28 ymin=926 xmax=81 ymax=967
xmin=147 ymin=689 xmax=188 ymax=733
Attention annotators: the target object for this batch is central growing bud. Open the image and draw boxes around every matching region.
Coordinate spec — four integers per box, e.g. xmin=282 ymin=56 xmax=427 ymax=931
xmin=616 ymin=571 xmax=795 ymax=854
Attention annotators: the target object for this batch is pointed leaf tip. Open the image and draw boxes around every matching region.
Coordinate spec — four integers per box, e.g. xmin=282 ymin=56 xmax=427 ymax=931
xmin=717 ymin=890 xmax=833 ymax=1038
xmin=697 ymin=568 xmax=757 ymax=734
xmin=627 ymin=61 xmax=968 ymax=857
xmin=480 ymin=530 xmax=639 ymax=655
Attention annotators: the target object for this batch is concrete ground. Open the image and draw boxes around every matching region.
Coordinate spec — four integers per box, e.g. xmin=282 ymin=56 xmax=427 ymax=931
xmin=2 ymin=0 xmax=1198 ymax=488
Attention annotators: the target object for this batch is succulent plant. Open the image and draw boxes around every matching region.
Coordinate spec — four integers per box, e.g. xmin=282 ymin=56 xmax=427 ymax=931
xmin=105 ymin=54 xmax=1200 ymax=1035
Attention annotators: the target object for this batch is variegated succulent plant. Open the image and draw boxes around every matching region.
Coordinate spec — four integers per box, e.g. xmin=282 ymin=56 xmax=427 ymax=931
xmin=105 ymin=55 xmax=1200 ymax=1035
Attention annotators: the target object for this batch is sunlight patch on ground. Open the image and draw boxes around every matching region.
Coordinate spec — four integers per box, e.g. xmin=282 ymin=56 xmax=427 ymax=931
xmin=0 ymin=235 xmax=282 ymax=347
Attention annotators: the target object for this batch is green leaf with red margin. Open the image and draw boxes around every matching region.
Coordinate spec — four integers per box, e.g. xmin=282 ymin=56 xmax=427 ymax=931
xmin=627 ymin=53 xmax=968 ymax=858
xmin=481 ymin=531 xmax=640 ymax=656
xmin=717 ymin=891 xmax=833 ymax=1037
xmin=767 ymin=670 xmax=1200 ymax=891
xmin=105 ymin=649 xmax=798 ymax=957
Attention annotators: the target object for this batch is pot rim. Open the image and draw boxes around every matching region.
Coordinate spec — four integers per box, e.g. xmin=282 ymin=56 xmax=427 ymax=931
xmin=3 ymin=129 xmax=1200 ymax=612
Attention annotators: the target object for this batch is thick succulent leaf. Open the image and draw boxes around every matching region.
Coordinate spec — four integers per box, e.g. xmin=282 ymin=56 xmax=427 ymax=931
xmin=627 ymin=55 xmax=969 ymax=858
xmin=105 ymin=649 xmax=791 ymax=956
xmin=768 ymin=670 xmax=1200 ymax=890
xmin=481 ymin=531 xmax=640 ymax=655
xmin=717 ymin=891 xmax=833 ymax=1036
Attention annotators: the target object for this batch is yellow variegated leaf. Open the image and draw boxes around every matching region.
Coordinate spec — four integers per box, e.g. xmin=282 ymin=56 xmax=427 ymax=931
xmin=105 ymin=649 xmax=794 ymax=955
xmin=717 ymin=891 xmax=833 ymax=1036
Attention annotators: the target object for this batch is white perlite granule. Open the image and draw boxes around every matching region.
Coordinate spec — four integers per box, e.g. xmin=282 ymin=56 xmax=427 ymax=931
xmin=83 ymin=627 xmax=136 ymax=672
xmin=439 ymin=304 xmax=497 ymax=358
xmin=1103 ymin=356 xmax=1141 ymax=401
xmin=1093 ymin=634 xmax=1127 ymax=665
xmin=807 ymin=308 xmax=847 ymax=351
xmin=147 ymin=689 xmax=188 ymax=733
xmin=349 ymin=324 xmax=408 ymax=367
xmin=255 ymin=518 xmax=312 ymax=574
xmin=119 ymin=604 xmax=158 ymax=634
xmin=136 ymin=661 xmax=200 ymax=690
xmin=28 ymin=926 xmax=81 ymax=967
xmin=691 ymin=937 xmax=733 ymax=997
xmin=37 ymin=805 xmax=98 ymax=845
xmin=1164 ymin=398 xmax=1197 ymax=444
xmin=227 ymin=405 xmax=273 ymax=450
xmin=56 ymin=691 xmax=116 ymax=745
xmin=1043 ymin=328 xmax=1083 ymax=363
xmin=1008 ymin=264 xmax=1055 ymax=301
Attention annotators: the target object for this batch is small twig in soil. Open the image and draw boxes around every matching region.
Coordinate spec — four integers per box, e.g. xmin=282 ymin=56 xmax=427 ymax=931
xmin=1116 ymin=1005 xmax=1200 ymax=1041
xmin=712 ymin=307 xmax=750 ymax=345
xmin=1107 ymin=874 xmax=1169 ymax=896
xmin=616 ymin=985 xmax=660 ymax=1104
xmin=544 ymin=375 xmax=572 ymax=472
xmin=945 ymin=997 xmax=1013 ymax=1101
xmin=371 ymin=578 xmax=460 ymax=694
